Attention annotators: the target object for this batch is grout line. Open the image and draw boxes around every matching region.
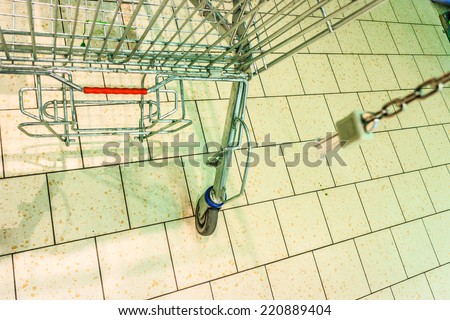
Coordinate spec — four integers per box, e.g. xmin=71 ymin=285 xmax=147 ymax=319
xmin=356 ymin=54 xmax=374 ymax=92
xmin=416 ymin=128 xmax=434 ymax=169
xmin=263 ymin=265 xmax=275 ymax=300
xmin=284 ymin=96 xmax=302 ymax=141
xmin=193 ymin=100 xmax=209 ymax=154
xmin=232 ymin=151 xmax=250 ymax=205
xmin=423 ymin=273 xmax=436 ymax=300
xmin=45 ymin=174 xmax=57 ymax=245
xmin=418 ymin=170 xmax=438 ymax=213
xmin=209 ymin=282 xmax=215 ymax=300
xmin=353 ymin=238 xmax=372 ymax=294
xmin=389 ymin=286 xmax=396 ymax=300
xmin=387 ymin=176 xmax=408 ymax=223
xmin=353 ymin=181 xmax=373 ymax=233
xmin=311 ymin=251 xmax=328 ymax=300
xmin=291 ymin=55 xmax=307 ymax=96
xmin=0 ymin=123 xmax=5 ymax=178
xmin=271 ymin=200 xmax=290 ymax=257
xmin=389 ymin=228 xmax=409 ymax=277
xmin=315 ymin=191 xmax=334 ymax=244
xmin=420 ymin=218 xmax=441 ymax=266
xmin=278 ymin=144 xmax=297 ymax=198
xmin=118 ymin=165 xmax=132 ymax=230
xmin=11 ymin=254 xmax=18 ymax=300
xmin=386 ymin=131 xmax=405 ymax=173
xmin=163 ymin=223 xmax=179 ymax=291
xmin=94 ymin=237 xmax=106 ymax=300
xmin=221 ymin=211 xmax=239 ymax=274
xmin=179 ymin=157 xmax=195 ymax=217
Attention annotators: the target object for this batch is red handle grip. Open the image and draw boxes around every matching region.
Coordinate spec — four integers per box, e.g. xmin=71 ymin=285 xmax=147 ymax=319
xmin=83 ymin=87 xmax=148 ymax=95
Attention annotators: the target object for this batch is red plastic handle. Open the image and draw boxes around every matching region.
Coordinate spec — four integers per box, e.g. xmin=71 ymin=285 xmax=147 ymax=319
xmin=83 ymin=87 xmax=148 ymax=95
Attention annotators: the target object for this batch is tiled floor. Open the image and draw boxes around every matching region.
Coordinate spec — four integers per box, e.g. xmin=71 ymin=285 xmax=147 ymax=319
xmin=0 ymin=0 xmax=449 ymax=300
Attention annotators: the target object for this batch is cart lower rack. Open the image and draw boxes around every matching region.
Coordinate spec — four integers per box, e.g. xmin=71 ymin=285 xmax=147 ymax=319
xmin=0 ymin=0 xmax=386 ymax=235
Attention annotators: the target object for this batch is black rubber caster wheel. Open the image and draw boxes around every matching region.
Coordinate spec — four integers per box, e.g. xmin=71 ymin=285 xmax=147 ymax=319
xmin=195 ymin=199 xmax=219 ymax=236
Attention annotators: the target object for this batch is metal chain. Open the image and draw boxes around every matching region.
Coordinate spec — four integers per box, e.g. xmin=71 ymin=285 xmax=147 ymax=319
xmin=363 ymin=72 xmax=450 ymax=131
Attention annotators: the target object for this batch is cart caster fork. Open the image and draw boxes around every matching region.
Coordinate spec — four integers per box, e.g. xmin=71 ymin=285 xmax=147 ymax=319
xmin=195 ymin=186 xmax=224 ymax=236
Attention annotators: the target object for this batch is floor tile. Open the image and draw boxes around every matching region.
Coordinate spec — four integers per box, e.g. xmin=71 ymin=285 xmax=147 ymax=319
xmin=120 ymin=160 xmax=192 ymax=228
xmin=414 ymin=55 xmax=445 ymax=81
xmin=282 ymin=142 xmax=335 ymax=195
xmin=0 ymin=110 xmax=83 ymax=177
xmin=325 ymin=93 xmax=364 ymax=124
xmin=388 ymin=55 xmax=424 ymax=89
xmin=391 ymin=220 xmax=439 ymax=277
xmin=418 ymin=93 xmax=450 ymax=125
xmin=287 ymin=95 xmax=336 ymax=141
xmin=369 ymin=1 xmax=397 ymax=22
xmin=328 ymin=55 xmax=371 ymax=92
xmin=48 ymin=166 xmax=129 ymax=243
xmin=360 ymin=21 xmax=398 ymax=54
xmin=412 ymin=25 xmax=446 ymax=55
xmin=423 ymin=211 xmax=450 ymax=264
xmin=165 ymin=80 xmax=220 ymax=101
xmin=318 ymin=185 xmax=370 ymax=242
xmin=96 ymin=225 xmax=176 ymax=299
xmin=0 ymin=74 xmax=35 ymax=110
xmin=418 ymin=126 xmax=450 ymax=166
xmin=358 ymin=91 xmax=401 ymax=131
xmin=148 ymin=101 xmax=206 ymax=160
xmin=14 ymin=239 xmax=103 ymax=299
xmin=300 ymin=17 xmax=342 ymax=54
xmin=361 ymin=288 xmax=394 ymax=300
xmin=390 ymin=171 xmax=435 ymax=221
xmin=391 ymin=275 xmax=434 ymax=300
xmin=389 ymin=129 xmax=432 ymax=172
xmin=267 ymin=253 xmax=326 ymax=300
xmin=216 ymin=78 xmax=265 ymax=100
xmin=355 ymin=229 xmax=407 ymax=291
xmin=0 ymin=175 xmax=53 ymax=255
xmin=274 ymin=192 xmax=332 ymax=255
xmin=356 ymin=178 xmax=405 ymax=231
xmin=426 ymin=264 xmax=450 ymax=299
xmin=259 ymin=57 xmax=304 ymax=96
xmin=387 ymin=90 xmax=428 ymax=128
xmin=224 ymin=202 xmax=288 ymax=271
xmin=335 ymin=20 xmax=371 ymax=54
xmin=387 ymin=24 xmax=423 ymax=55
xmin=211 ymin=267 xmax=272 ymax=300
xmin=359 ymin=55 xmax=399 ymax=91
xmin=77 ymin=104 xmax=151 ymax=168
xmin=165 ymin=215 xmax=236 ymax=289
xmin=0 ymin=255 xmax=15 ymax=300
xmin=435 ymin=26 xmax=450 ymax=55
xmin=247 ymin=97 xmax=299 ymax=145
xmin=420 ymin=166 xmax=450 ymax=212
xmin=236 ymin=145 xmax=293 ymax=204
xmin=314 ymin=240 xmax=371 ymax=299
xmin=328 ymin=146 xmax=371 ymax=185
xmin=155 ymin=284 xmax=212 ymax=300
xmin=390 ymin=0 xmax=422 ymax=23
xmin=293 ymin=54 xmax=340 ymax=94
xmin=412 ymin=0 xmax=440 ymax=25
xmin=437 ymin=56 xmax=450 ymax=74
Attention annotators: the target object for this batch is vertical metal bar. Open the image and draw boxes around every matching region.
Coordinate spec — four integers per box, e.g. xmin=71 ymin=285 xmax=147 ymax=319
xmin=82 ymin=0 xmax=103 ymax=60
xmin=27 ymin=0 xmax=37 ymax=60
xmin=97 ymin=0 xmax=123 ymax=60
xmin=52 ymin=0 xmax=60 ymax=61
xmin=67 ymin=0 xmax=81 ymax=61
xmin=0 ymin=27 xmax=11 ymax=60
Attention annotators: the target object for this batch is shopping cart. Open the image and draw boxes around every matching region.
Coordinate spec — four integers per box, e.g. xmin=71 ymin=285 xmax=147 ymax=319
xmin=0 ymin=0 xmax=387 ymax=235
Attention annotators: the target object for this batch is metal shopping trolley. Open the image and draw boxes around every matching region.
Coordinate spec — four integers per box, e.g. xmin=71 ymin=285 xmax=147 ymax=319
xmin=0 ymin=0 xmax=387 ymax=235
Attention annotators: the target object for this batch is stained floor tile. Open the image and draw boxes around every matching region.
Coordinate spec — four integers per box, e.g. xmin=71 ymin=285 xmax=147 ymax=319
xmin=389 ymin=129 xmax=432 ymax=172
xmin=388 ymin=55 xmax=424 ymax=89
xmin=420 ymin=166 xmax=450 ymax=212
xmin=225 ymin=202 xmax=288 ymax=271
xmin=14 ymin=239 xmax=103 ymax=299
xmin=274 ymin=192 xmax=332 ymax=255
xmin=121 ymin=160 xmax=192 ymax=228
xmin=293 ymin=55 xmax=339 ymax=94
xmin=391 ymin=275 xmax=434 ymax=300
xmin=0 ymin=255 xmax=15 ymax=299
xmin=418 ymin=126 xmax=450 ymax=166
xmin=259 ymin=58 xmax=304 ymax=96
xmin=358 ymin=91 xmax=401 ymax=131
xmin=388 ymin=90 xmax=428 ymax=128
xmin=361 ymin=288 xmax=395 ymax=300
xmin=391 ymin=220 xmax=439 ymax=277
xmin=267 ymin=253 xmax=326 ymax=300
xmin=390 ymin=172 xmax=435 ymax=221
xmin=318 ymin=185 xmax=371 ymax=242
xmin=165 ymin=215 xmax=236 ymax=289
xmin=335 ymin=21 xmax=371 ymax=54
xmin=356 ymin=178 xmax=405 ymax=231
xmin=387 ymin=24 xmax=423 ymax=55
xmin=48 ymin=166 xmax=129 ymax=243
xmin=328 ymin=55 xmax=371 ymax=92
xmin=211 ymin=267 xmax=272 ymax=300
xmin=412 ymin=25 xmax=446 ymax=55
xmin=314 ymin=240 xmax=371 ymax=300
xmin=96 ymin=225 xmax=176 ymax=299
xmin=359 ymin=55 xmax=399 ymax=91
xmin=360 ymin=21 xmax=398 ymax=54
xmin=390 ymin=0 xmax=421 ymax=24
xmin=423 ymin=211 xmax=450 ymax=264
xmin=0 ymin=175 xmax=53 ymax=255
xmin=355 ymin=229 xmax=407 ymax=291
xmin=155 ymin=284 xmax=212 ymax=300
xmin=426 ymin=264 xmax=450 ymax=299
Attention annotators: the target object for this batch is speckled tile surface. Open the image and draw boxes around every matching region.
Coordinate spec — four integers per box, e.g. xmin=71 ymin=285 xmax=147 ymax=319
xmin=48 ymin=166 xmax=129 ymax=243
xmin=14 ymin=239 xmax=103 ymax=299
xmin=0 ymin=0 xmax=448 ymax=301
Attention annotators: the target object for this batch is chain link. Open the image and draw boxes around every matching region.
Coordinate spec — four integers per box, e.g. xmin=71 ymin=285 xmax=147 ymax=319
xmin=363 ymin=72 xmax=450 ymax=131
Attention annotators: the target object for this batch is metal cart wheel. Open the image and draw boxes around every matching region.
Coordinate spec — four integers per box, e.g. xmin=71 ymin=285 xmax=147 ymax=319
xmin=195 ymin=186 xmax=223 ymax=236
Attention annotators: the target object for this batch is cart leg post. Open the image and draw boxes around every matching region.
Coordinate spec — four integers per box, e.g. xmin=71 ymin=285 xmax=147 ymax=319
xmin=195 ymin=80 xmax=248 ymax=236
